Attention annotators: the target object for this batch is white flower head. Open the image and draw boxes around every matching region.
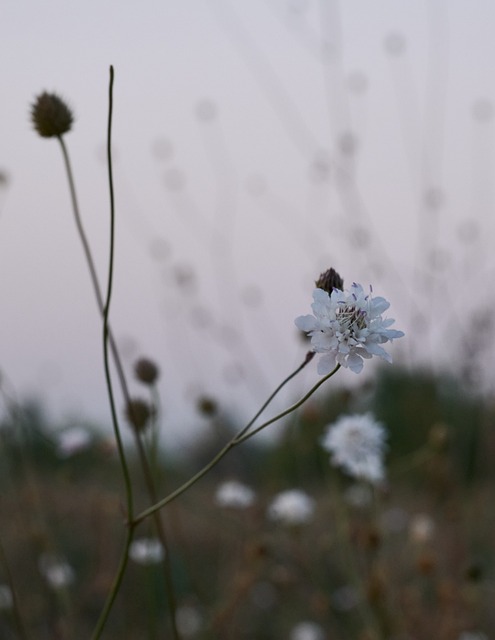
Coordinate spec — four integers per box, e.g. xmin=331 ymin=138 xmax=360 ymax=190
xmin=268 ymin=489 xmax=315 ymax=525
xmin=290 ymin=621 xmax=325 ymax=640
xmin=321 ymin=413 xmax=387 ymax=484
xmin=295 ymin=283 xmax=404 ymax=374
xmin=129 ymin=537 xmax=165 ymax=565
xmin=56 ymin=426 xmax=92 ymax=458
xmin=0 ymin=585 xmax=13 ymax=611
xmin=38 ymin=554 xmax=75 ymax=590
xmin=215 ymin=480 xmax=256 ymax=509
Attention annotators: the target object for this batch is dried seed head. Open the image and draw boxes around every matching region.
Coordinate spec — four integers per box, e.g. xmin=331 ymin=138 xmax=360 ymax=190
xmin=315 ymin=268 xmax=343 ymax=294
xmin=31 ymin=92 xmax=73 ymax=138
xmin=125 ymin=398 xmax=154 ymax=433
xmin=196 ymin=396 xmax=218 ymax=417
xmin=134 ymin=357 xmax=160 ymax=386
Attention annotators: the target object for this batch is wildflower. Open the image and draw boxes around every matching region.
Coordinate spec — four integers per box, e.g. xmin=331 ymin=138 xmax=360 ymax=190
xmin=56 ymin=426 xmax=92 ymax=458
xmin=38 ymin=554 xmax=75 ymax=589
xmin=176 ymin=604 xmax=203 ymax=637
xmin=321 ymin=413 xmax=387 ymax=484
xmin=268 ymin=489 xmax=315 ymax=525
xmin=215 ymin=480 xmax=256 ymax=509
xmin=129 ymin=537 xmax=165 ymax=565
xmin=31 ymin=92 xmax=73 ymax=138
xmin=409 ymin=514 xmax=435 ymax=544
xmin=295 ymin=281 xmax=404 ymax=374
xmin=134 ymin=357 xmax=160 ymax=386
xmin=0 ymin=585 xmax=13 ymax=611
xmin=290 ymin=621 xmax=325 ymax=640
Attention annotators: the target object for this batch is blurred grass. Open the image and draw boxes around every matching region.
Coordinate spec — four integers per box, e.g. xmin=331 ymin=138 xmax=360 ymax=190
xmin=1 ymin=365 xmax=494 ymax=639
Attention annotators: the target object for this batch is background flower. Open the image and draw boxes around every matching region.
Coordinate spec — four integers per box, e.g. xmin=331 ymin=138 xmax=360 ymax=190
xmin=321 ymin=413 xmax=387 ymax=484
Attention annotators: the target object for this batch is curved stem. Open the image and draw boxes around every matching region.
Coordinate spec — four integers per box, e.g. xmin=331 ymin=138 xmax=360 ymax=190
xmin=133 ymin=360 xmax=339 ymax=525
xmin=89 ymin=65 xmax=135 ymax=640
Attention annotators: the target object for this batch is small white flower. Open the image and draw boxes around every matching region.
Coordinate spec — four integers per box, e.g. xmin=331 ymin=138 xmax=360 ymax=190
xmin=295 ymin=284 xmax=404 ymax=374
xmin=39 ymin=554 xmax=75 ymax=589
xmin=290 ymin=621 xmax=325 ymax=640
xmin=321 ymin=413 xmax=387 ymax=484
xmin=176 ymin=604 xmax=203 ymax=637
xmin=215 ymin=480 xmax=256 ymax=509
xmin=409 ymin=514 xmax=435 ymax=544
xmin=129 ymin=537 xmax=165 ymax=565
xmin=268 ymin=489 xmax=315 ymax=525
xmin=56 ymin=427 xmax=92 ymax=458
xmin=0 ymin=584 xmax=13 ymax=610
xmin=458 ymin=633 xmax=489 ymax=640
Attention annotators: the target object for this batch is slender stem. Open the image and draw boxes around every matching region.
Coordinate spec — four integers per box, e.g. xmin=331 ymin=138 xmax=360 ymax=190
xmin=234 ymin=364 xmax=340 ymax=445
xmin=133 ymin=360 xmax=339 ymax=525
xmin=90 ymin=64 xmax=135 ymax=640
xmin=89 ymin=525 xmax=135 ymax=640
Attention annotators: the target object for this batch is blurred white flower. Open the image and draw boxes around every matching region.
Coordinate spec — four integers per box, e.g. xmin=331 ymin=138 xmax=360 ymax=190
xmin=458 ymin=633 xmax=489 ymax=640
xmin=39 ymin=554 xmax=75 ymax=589
xmin=0 ymin=584 xmax=13 ymax=610
xmin=295 ymin=284 xmax=403 ymax=374
xmin=290 ymin=621 xmax=325 ymax=640
xmin=176 ymin=604 xmax=203 ymax=637
xmin=56 ymin=426 xmax=92 ymax=458
xmin=129 ymin=537 xmax=165 ymax=565
xmin=409 ymin=514 xmax=435 ymax=544
xmin=321 ymin=413 xmax=386 ymax=484
xmin=268 ymin=489 xmax=315 ymax=525
xmin=215 ymin=480 xmax=256 ymax=509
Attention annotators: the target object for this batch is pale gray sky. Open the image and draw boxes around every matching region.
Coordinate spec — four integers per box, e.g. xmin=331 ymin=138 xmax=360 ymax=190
xmin=1 ymin=0 xmax=495 ymax=437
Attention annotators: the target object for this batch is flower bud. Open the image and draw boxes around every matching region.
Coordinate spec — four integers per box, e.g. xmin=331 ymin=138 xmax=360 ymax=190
xmin=315 ymin=268 xmax=343 ymax=294
xmin=31 ymin=92 xmax=73 ymax=138
xmin=134 ymin=357 xmax=160 ymax=386
xmin=125 ymin=398 xmax=154 ymax=433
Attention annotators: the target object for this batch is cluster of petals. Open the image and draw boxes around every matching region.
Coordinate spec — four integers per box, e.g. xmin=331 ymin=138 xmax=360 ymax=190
xmin=321 ymin=413 xmax=387 ymax=484
xmin=295 ymin=283 xmax=404 ymax=374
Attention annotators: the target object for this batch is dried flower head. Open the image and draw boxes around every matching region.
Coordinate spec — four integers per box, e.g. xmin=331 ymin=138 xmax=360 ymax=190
xmin=134 ymin=357 xmax=160 ymax=386
xmin=315 ymin=267 xmax=343 ymax=294
xmin=125 ymin=398 xmax=154 ymax=433
xmin=197 ymin=396 xmax=218 ymax=417
xmin=31 ymin=92 xmax=73 ymax=138
xmin=268 ymin=489 xmax=315 ymax=526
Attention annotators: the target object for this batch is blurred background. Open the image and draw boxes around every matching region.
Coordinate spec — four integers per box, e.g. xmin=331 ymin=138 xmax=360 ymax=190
xmin=1 ymin=0 xmax=495 ymax=439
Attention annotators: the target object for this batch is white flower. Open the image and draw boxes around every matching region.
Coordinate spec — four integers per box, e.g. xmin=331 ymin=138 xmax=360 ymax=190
xmin=290 ymin=621 xmax=325 ymax=640
xmin=56 ymin=426 xmax=92 ymax=458
xmin=38 ymin=554 xmax=75 ymax=589
xmin=295 ymin=284 xmax=404 ymax=374
xmin=215 ymin=480 xmax=256 ymax=509
xmin=458 ymin=633 xmax=489 ymax=640
xmin=176 ymin=604 xmax=203 ymax=637
xmin=129 ymin=537 xmax=165 ymax=565
xmin=267 ymin=489 xmax=315 ymax=525
xmin=321 ymin=413 xmax=387 ymax=484
xmin=409 ymin=514 xmax=435 ymax=544
xmin=0 ymin=585 xmax=13 ymax=610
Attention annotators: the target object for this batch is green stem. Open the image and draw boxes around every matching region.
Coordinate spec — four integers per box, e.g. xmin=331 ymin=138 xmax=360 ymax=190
xmin=133 ymin=361 xmax=340 ymax=525
xmin=89 ymin=525 xmax=135 ymax=640
xmin=90 ymin=65 xmax=135 ymax=640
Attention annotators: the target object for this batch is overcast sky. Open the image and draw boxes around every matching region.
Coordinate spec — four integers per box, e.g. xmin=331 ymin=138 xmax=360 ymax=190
xmin=1 ymin=0 xmax=495 ymax=440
